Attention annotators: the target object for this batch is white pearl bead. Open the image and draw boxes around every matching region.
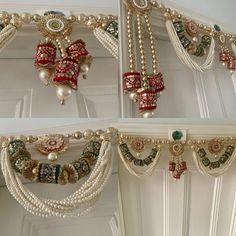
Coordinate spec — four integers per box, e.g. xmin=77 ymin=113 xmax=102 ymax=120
xmin=48 ymin=152 xmax=58 ymax=161
xmin=56 ymin=85 xmax=72 ymax=105
xmin=39 ymin=69 xmax=51 ymax=86
xmin=142 ymin=111 xmax=154 ymax=118
xmin=129 ymin=92 xmax=137 ymax=101
xmin=80 ymin=64 xmax=89 ymax=74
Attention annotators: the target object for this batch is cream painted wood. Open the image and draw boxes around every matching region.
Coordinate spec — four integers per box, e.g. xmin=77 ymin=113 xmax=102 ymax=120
xmin=117 ymin=121 xmax=236 ymax=236
xmin=0 ymin=120 xmax=118 ymax=236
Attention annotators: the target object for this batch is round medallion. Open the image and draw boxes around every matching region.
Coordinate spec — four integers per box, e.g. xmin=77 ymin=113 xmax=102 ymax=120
xmin=125 ymin=0 xmax=152 ymax=13
xmin=208 ymin=139 xmax=223 ymax=155
xmin=131 ymin=138 xmax=145 ymax=152
xmin=37 ymin=13 xmax=72 ymax=40
xmin=46 ymin=18 xmax=65 ymax=33
xmin=169 ymin=142 xmax=184 ymax=156
xmin=185 ymin=21 xmax=199 ymax=37
xmin=35 ymin=134 xmax=69 ymax=155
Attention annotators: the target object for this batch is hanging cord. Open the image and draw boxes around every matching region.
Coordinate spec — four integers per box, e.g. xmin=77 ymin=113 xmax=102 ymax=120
xmin=0 ymin=24 xmax=17 ymax=53
xmin=93 ymin=27 xmax=118 ymax=59
xmin=1 ymin=140 xmax=113 ymax=217
xmin=166 ymin=20 xmax=215 ymax=72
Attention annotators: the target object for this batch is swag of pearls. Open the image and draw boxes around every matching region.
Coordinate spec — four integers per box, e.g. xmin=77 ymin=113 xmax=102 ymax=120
xmin=1 ymin=134 xmax=114 ymax=217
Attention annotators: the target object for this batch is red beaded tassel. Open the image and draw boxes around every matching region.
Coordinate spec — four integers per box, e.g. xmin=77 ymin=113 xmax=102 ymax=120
xmin=227 ymin=56 xmax=236 ymax=72
xmin=137 ymin=89 xmax=158 ymax=112
xmin=147 ymin=73 xmax=165 ymax=93
xmin=66 ymin=40 xmax=92 ymax=79
xmin=66 ymin=40 xmax=89 ymax=61
xmin=123 ymin=72 xmax=142 ymax=92
xmin=35 ymin=42 xmax=57 ymax=68
xmin=219 ymin=49 xmax=230 ymax=64
xmin=53 ymin=57 xmax=80 ymax=89
xmin=35 ymin=41 xmax=57 ymax=86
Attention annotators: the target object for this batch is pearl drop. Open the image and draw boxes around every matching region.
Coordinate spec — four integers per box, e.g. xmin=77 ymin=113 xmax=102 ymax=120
xmin=56 ymin=85 xmax=72 ymax=105
xmin=142 ymin=111 xmax=154 ymax=118
xmin=81 ymin=64 xmax=89 ymax=73
xmin=129 ymin=92 xmax=137 ymax=101
xmin=48 ymin=152 xmax=58 ymax=161
xmin=39 ymin=69 xmax=51 ymax=86
xmin=192 ymin=37 xmax=198 ymax=42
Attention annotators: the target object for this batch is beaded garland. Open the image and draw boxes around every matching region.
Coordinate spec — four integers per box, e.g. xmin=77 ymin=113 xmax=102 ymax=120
xmin=119 ymin=143 xmax=158 ymax=166
xmin=118 ymin=134 xmax=236 ymax=179
xmin=1 ymin=135 xmax=113 ymax=217
xmin=8 ymin=139 xmax=102 ymax=185
xmin=172 ymin=20 xmax=212 ymax=57
xmin=192 ymin=138 xmax=236 ymax=177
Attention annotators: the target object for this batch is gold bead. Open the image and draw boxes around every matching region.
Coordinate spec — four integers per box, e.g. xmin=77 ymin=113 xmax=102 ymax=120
xmin=21 ymin=13 xmax=32 ymax=24
xmin=68 ymin=15 xmax=76 ymax=22
xmin=0 ymin=11 xmax=9 ymax=20
xmin=73 ymin=131 xmax=82 ymax=139
xmin=83 ymin=129 xmax=94 ymax=140
xmin=10 ymin=18 xmax=22 ymax=28
xmin=33 ymin=14 xmax=41 ymax=22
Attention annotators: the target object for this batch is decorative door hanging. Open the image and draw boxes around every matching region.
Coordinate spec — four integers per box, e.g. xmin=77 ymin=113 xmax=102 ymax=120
xmin=123 ymin=0 xmax=165 ymax=118
xmin=0 ymin=11 xmax=118 ymax=105
xmin=1 ymin=127 xmax=236 ymax=217
xmin=122 ymin=0 xmax=236 ymax=117
xmin=0 ymin=127 xmax=117 ymax=217
xmin=118 ymin=133 xmax=236 ymax=180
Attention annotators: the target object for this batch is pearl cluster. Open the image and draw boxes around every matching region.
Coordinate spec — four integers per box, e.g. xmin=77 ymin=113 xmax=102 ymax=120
xmin=1 ymin=139 xmax=113 ymax=217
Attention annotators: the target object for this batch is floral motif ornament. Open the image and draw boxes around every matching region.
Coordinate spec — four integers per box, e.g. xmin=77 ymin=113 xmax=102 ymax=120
xmin=37 ymin=12 xmax=72 ymax=40
xmin=35 ymin=134 xmax=69 ymax=161
xmin=35 ymin=11 xmax=92 ymax=105
xmin=192 ymin=138 xmax=236 ymax=177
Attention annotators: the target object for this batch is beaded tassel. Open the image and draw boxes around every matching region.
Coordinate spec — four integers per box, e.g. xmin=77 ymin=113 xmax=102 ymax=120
xmin=123 ymin=2 xmax=165 ymax=118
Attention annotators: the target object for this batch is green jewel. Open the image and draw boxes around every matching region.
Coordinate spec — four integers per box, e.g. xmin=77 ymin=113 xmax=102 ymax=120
xmin=201 ymin=35 xmax=211 ymax=47
xmin=44 ymin=11 xmax=65 ymax=16
xmin=172 ymin=131 xmax=183 ymax=141
xmin=0 ymin=24 xmax=4 ymax=32
xmin=202 ymin=157 xmax=210 ymax=167
xmin=214 ymin=24 xmax=221 ymax=32
xmin=173 ymin=21 xmax=185 ymax=34
xmin=134 ymin=158 xmax=145 ymax=166
xmin=104 ymin=21 xmax=118 ymax=39
xmin=194 ymin=45 xmax=205 ymax=57
xmin=179 ymin=35 xmax=191 ymax=48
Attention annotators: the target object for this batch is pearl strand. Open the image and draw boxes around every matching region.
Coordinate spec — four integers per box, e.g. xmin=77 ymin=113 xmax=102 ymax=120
xmin=144 ymin=14 xmax=158 ymax=74
xmin=118 ymin=144 xmax=161 ymax=178
xmin=93 ymin=27 xmax=118 ymax=59
xmin=127 ymin=10 xmax=135 ymax=71
xmin=1 ymin=140 xmax=113 ymax=217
